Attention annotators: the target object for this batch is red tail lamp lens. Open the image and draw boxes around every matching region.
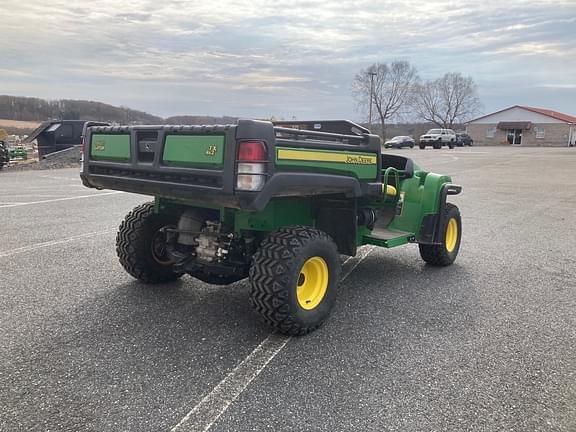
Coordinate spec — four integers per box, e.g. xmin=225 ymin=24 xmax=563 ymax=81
xmin=238 ymin=140 xmax=267 ymax=161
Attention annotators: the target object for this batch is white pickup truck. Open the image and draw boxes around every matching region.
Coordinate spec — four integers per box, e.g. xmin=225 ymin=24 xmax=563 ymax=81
xmin=419 ymin=128 xmax=456 ymax=149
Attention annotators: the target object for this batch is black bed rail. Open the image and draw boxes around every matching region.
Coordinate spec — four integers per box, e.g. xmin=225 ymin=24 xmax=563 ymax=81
xmin=272 ymin=120 xmax=370 ymax=134
xmin=273 ymin=126 xmax=370 ymax=144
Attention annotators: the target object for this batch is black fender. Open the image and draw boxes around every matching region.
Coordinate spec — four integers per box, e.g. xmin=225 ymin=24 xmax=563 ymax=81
xmin=418 ymin=183 xmax=462 ymax=244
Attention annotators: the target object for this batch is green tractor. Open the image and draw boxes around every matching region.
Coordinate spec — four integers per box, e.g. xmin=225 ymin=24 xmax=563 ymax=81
xmin=0 ymin=140 xmax=9 ymax=169
xmin=9 ymin=146 xmax=28 ymax=160
xmin=81 ymin=120 xmax=462 ymax=335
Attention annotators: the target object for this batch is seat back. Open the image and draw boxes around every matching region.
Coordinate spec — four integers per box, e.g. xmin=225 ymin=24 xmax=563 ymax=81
xmin=380 ymin=154 xmax=414 ymax=178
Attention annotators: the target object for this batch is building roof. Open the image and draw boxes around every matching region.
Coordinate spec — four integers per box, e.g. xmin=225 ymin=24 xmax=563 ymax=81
xmin=519 ymin=106 xmax=576 ymax=123
xmin=468 ymin=105 xmax=576 ymax=124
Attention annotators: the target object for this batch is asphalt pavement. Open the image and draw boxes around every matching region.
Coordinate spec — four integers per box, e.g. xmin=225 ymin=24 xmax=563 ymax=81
xmin=0 ymin=146 xmax=574 ymax=431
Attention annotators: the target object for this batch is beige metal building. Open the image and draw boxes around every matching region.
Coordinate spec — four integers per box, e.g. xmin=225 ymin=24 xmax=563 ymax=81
xmin=466 ymin=106 xmax=576 ymax=147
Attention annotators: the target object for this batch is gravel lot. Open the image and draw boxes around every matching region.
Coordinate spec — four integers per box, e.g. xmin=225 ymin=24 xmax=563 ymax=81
xmin=0 ymin=146 xmax=574 ymax=431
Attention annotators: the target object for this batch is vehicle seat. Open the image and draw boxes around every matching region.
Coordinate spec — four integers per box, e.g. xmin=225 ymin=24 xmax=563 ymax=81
xmin=380 ymin=154 xmax=414 ymax=178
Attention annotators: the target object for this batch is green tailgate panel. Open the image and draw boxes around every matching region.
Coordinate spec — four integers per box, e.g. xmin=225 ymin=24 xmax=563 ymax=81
xmin=163 ymin=135 xmax=225 ymax=168
xmin=90 ymin=134 xmax=130 ymax=161
xmin=276 ymin=147 xmax=378 ymax=180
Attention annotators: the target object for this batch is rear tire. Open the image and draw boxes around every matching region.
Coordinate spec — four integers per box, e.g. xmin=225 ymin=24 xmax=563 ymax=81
xmin=419 ymin=144 xmax=425 ymax=149
xmin=419 ymin=203 xmax=461 ymax=266
xmin=249 ymin=226 xmax=341 ymax=336
xmin=116 ymin=202 xmax=183 ymax=283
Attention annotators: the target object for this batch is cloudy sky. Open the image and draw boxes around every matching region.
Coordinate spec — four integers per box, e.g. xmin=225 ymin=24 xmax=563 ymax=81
xmin=2 ymin=0 xmax=575 ymax=120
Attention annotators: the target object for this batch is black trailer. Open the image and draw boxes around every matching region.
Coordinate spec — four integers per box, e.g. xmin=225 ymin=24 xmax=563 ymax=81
xmin=25 ymin=120 xmax=106 ymax=158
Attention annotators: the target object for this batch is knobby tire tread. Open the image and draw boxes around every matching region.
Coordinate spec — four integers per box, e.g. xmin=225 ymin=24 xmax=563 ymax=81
xmin=116 ymin=202 xmax=182 ymax=284
xmin=249 ymin=226 xmax=339 ymax=336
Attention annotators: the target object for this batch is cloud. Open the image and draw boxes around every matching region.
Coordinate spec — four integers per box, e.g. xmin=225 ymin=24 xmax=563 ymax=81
xmin=487 ymin=42 xmax=568 ymax=57
xmin=0 ymin=0 xmax=575 ymax=118
xmin=536 ymin=84 xmax=576 ymax=89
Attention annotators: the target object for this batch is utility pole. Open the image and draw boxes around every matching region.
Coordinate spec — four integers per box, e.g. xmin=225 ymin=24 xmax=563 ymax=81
xmin=368 ymin=71 xmax=377 ymax=131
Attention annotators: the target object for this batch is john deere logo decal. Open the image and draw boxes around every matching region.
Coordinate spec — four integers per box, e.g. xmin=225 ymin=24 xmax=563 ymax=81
xmin=345 ymin=155 xmax=374 ymax=165
xmin=94 ymin=141 xmax=105 ymax=151
xmin=206 ymin=145 xmax=217 ymax=156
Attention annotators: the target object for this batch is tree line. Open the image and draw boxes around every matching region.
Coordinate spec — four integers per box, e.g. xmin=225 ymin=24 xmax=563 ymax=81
xmin=0 ymin=95 xmax=163 ymax=124
xmin=0 ymin=95 xmax=245 ymax=131
xmin=352 ymin=61 xmax=482 ymax=138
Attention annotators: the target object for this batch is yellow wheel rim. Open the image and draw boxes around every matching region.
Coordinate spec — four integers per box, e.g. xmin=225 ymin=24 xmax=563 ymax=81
xmin=296 ymin=256 xmax=329 ymax=310
xmin=445 ymin=218 xmax=458 ymax=253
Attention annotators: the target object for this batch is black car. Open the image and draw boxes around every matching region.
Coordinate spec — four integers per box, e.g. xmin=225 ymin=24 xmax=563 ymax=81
xmin=0 ymin=140 xmax=10 ymax=170
xmin=455 ymin=133 xmax=473 ymax=146
xmin=384 ymin=135 xmax=415 ymax=149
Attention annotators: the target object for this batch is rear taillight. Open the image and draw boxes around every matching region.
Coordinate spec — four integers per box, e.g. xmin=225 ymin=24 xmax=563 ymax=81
xmin=236 ymin=140 xmax=268 ymax=191
xmin=237 ymin=140 xmax=266 ymax=161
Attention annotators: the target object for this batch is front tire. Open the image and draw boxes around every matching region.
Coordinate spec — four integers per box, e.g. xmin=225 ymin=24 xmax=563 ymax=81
xmin=116 ymin=202 xmax=183 ymax=283
xmin=419 ymin=203 xmax=461 ymax=266
xmin=249 ymin=226 xmax=341 ymax=336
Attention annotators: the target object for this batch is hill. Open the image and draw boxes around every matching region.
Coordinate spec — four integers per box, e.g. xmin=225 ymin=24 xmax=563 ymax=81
xmin=0 ymin=95 xmax=163 ymax=125
xmin=0 ymin=96 xmax=246 ymax=133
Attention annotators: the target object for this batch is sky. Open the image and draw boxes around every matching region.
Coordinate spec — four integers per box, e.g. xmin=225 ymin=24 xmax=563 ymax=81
xmin=1 ymin=0 xmax=575 ymax=121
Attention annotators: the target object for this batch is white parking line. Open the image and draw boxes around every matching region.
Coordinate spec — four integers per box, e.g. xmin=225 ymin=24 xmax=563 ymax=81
xmin=0 ymin=191 xmax=122 ymax=208
xmin=170 ymin=246 xmax=375 ymax=432
xmin=341 ymin=246 xmax=375 ymax=280
xmin=37 ymin=175 xmax=83 ymax=181
xmin=170 ymin=335 xmax=290 ymax=432
xmin=0 ymin=194 xmax=74 ymax=198
xmin=0 ymin=230 xmax=115 ymax=258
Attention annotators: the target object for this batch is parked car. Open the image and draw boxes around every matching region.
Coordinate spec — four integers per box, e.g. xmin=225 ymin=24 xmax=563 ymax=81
xmin=419 ymin=128 xmax=456 ymax=149
xmin=0 ymin=140 xmax=9 ymax=169
xmin=384 ymin=136 xmax=415 ymax=149
xmin=456 ymin=132 xmax=473 ymax=146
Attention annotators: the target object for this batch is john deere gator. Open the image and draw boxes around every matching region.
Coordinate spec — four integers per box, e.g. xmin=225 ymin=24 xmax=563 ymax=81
xmin=80 ymin=120 xmax=462 ymax=335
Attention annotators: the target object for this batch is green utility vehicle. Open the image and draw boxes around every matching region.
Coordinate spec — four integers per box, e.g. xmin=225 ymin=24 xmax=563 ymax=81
xmin=81 ymin=120 xmax=462 ymax=335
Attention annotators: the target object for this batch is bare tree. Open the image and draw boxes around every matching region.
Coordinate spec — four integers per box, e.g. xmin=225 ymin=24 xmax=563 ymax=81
xmin=413 ymin=72 xmax=481 ymax=128
xmin=352 ymin=61 xmax=418 ymax=138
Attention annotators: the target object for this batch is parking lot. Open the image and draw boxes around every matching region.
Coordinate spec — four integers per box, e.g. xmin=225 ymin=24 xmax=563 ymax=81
xmin=0 ymin=146 xmax=575 ymax=431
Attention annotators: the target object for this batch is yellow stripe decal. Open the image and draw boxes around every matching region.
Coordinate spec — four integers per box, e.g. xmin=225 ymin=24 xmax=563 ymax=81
xmin=277 ymin=149 xmax=377 ymax=165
